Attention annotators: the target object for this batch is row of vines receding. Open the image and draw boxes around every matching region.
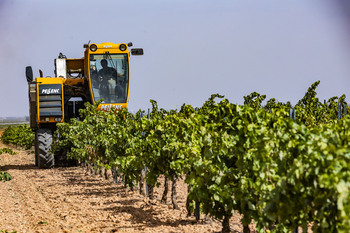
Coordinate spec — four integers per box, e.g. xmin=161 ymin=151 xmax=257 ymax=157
xmin=52 ymin=81 xmax=350 ymax=233
xmin=0 ymin=124 xmax=32 ymax=182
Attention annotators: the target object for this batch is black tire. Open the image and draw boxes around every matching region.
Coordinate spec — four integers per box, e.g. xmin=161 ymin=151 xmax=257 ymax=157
xmin=54 ymin=148 xmax=78 ymax=167
xmin=37 ymin=128 xmax=54 ymax=169
xmin=34 ymin=130 xmax=39 ymax=166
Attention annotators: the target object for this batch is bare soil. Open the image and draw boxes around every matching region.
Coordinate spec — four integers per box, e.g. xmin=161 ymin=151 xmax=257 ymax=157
xmin=0 ymin=139 xmax=252 ymax=232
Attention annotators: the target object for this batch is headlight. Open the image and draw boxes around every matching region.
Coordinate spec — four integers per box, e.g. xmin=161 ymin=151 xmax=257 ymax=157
xmin=119 ymin=44 xmax=127 ymax=51
xmin=90 ymin=44 xmax=97 ymax=52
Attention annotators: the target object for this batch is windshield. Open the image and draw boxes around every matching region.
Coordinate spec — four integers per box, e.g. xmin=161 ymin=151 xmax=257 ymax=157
xmin=89 ymin=54 xmax=129 ymax=103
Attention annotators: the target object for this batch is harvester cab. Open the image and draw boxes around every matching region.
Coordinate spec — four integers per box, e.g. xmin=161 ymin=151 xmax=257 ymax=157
xmin=26 ymin=42 xmax=143 ymax=168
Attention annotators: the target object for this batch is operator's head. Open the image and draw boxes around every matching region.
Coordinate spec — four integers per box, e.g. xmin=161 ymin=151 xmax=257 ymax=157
xmin=101 ymin=59 xmax=108 ymax=68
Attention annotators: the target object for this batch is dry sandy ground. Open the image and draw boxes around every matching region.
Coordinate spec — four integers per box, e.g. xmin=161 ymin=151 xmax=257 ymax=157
xmin=0 ymin=141 xmax=252 ymax=233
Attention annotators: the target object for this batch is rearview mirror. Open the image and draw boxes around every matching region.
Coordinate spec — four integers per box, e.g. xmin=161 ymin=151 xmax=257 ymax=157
xmin=26 ymin=66 xmax=33 ymax=82
xmin=131 ymin=48 xmax=144 ymax=55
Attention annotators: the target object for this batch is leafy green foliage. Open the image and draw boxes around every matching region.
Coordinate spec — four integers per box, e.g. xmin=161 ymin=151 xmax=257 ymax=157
xmin=0 ymin=148 xmax=14 ymax=182
xmin=0 ymin=148 xmax=17 ymax=155
xmin=295 ymin=81 xmax=349 ymax=127
xmin=1 ymin=124 xmax=34 ymax=149
xmin=53 ymin=81 xmax=350 ymax=232
xmin=0 ymin=171 xmax=11 ymax=181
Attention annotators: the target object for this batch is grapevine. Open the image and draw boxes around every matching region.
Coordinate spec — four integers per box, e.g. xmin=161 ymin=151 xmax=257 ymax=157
xmin=1 ymin=124 xmax=34 ymax=149
xmin=52 ymin=81 xmax=350 ymax=233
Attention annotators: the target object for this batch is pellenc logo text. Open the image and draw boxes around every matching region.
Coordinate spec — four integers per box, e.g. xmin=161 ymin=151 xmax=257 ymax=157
xmin=41 ymin=88 xmax=60 ymax=94
xmin=100 ymin=104 xmax=122 ymax=111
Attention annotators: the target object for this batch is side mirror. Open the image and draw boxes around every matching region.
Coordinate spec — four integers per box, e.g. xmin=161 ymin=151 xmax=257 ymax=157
xmin=131 ymin=48 xmax=144 ymax=55
xmin=26 ymin=66 xmax=33 ymax=82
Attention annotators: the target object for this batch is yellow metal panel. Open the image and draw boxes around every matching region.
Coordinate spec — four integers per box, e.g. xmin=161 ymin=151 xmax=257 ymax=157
xmin=36 ymin=77 xmax=65 ymax=123
xmin=36 ymin=77 xmax=65 ymax=84
xmin=88 ymin=42 xmax=129 ymax=54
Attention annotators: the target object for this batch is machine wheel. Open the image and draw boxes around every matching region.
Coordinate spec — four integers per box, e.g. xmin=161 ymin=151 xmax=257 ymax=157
xmin=54 ymin=148 xmax=77 ymax=167
xmin=37 ymin=128 xmax=54 ymax=169
xmin=34 ymin=130 xmax=39 ymax=166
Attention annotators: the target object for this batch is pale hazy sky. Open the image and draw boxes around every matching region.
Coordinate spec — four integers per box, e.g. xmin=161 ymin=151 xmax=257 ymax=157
xmin=1 ymin=0 xmax=350 ymax=117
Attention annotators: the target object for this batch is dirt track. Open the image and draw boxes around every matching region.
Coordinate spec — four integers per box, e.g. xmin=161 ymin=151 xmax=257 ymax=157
xmin=0 ymin=141 xmax=249 ymax=233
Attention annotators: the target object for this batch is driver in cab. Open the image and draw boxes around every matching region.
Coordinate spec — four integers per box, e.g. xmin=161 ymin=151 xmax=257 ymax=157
xmin=98 ymin=59 xmax=120 ymax=102
xmin=98 ymin=59 xmax=117 ymax=82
